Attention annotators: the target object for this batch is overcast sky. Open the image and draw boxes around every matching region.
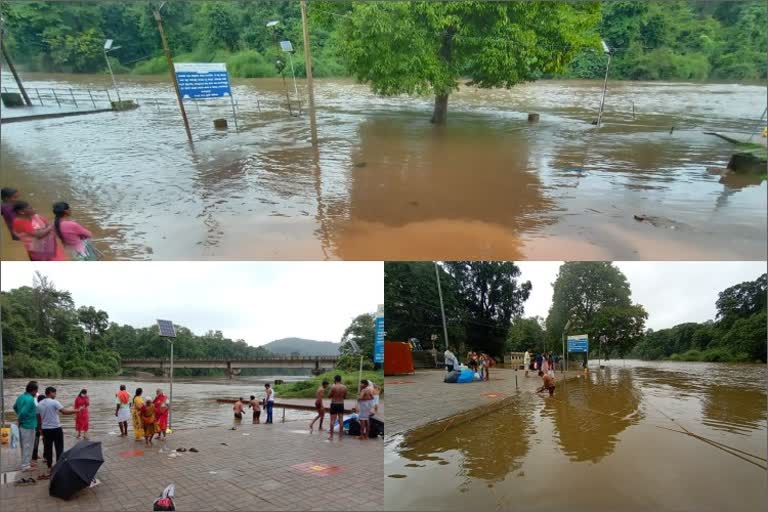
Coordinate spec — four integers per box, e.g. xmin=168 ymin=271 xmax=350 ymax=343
xmin=1 ymin=262 xmax=383 ymax=346
xmin=516 ymin=261 xmax=765 ymax=330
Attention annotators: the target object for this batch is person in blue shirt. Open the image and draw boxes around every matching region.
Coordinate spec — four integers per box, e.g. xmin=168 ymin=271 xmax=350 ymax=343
xmin=13 ymin=381 xmax=39 ymax=473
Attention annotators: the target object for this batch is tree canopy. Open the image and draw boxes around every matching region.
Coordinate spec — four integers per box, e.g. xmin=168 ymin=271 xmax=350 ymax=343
xmin=1 ymin=272 xmax=372 ymax=377
xmin=2 ymin=1 xmax=762 ymax=87
xmin=321 ymin=1 xmax=601 ymax=123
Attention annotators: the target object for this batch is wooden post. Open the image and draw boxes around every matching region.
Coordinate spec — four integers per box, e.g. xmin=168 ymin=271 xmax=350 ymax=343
xmin=300 ymin=0 xmax=318 ymax=146
xmin=35 ymin=88 xmax=43 ymax=106
xmin=154 ymin=9 xmax=193 ymax=145
xmin=51 ymin=89 xmax=61 ymax=107
xmin=0 ymin=32 xmax=32 ymax=106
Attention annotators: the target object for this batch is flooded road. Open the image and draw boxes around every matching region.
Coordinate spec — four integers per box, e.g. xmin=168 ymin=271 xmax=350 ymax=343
xmin=384 ymin=361 xmax=767 ymax=511
xmin=1 ymin=376 xmax=314 ymax=433
xmin=1 ymin=73 xmax=766 ymax=260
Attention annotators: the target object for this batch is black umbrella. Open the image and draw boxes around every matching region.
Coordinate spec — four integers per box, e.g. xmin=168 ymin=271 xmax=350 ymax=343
xmin=49 ymin=440 xmax=104 ymax=500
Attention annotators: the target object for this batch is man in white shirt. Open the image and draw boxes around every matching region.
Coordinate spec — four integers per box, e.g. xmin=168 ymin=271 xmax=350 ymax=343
xmin=443 ymin=348 xmax=458 ymax=372
xmin=37 ymin=386 xmax=81 ymax=479
xmin=523 ymin=350 xmax=531 ymax=377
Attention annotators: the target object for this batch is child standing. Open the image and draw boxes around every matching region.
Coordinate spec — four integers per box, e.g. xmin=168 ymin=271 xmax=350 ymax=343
xmin=74 ymin=389 xmax=90 ymax=439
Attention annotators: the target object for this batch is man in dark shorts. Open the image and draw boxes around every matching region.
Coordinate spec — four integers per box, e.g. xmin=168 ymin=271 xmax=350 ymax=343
xmin=328 ymin=375 xmax=347 ymax=439
xmin=309 ymin=380 xmax=329 ymax=432
xmin=231 ymin=397 xmax=244 ymax=430
xmin=536 ymin=371 xmax=556 ymax=397
xmin=248 ymin=395 xmax=261 ymax=424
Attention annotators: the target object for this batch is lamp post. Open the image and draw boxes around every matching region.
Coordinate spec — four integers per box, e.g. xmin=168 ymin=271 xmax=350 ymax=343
xmin=434 ymin=262 xmax=450 ymax=353
xmin=280 ymin=39 xmax=300 ymax=112
xmin=103 ymin=39 xmax=122 ymax=102
xmin=267 ymin=20 xmax=293 ymax=116
xmin=157 ymin=320 xmax=176 ymax=432
xmin=596 ymin=40 xmax=612 ymax=128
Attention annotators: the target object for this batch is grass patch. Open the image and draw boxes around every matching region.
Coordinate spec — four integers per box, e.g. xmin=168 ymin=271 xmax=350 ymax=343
xmin=274 ymin=370 xmax=383 ymax=399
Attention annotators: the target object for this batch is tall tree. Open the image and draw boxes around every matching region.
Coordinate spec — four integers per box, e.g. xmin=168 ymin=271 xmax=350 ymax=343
xmin=322 ymin=1 xmax=601 ymax=123
xmin=506 ymin=316 xmax=546 ymax=353
xmin=444 ymin=261 xmax=531 ymax=356
xmin=715 ymin=273 xmax=767 ymax=329
xmin=339 ymin=312 xmax=376 ymax=361
xmin=546 ymin=262 xmax=646 ymax=357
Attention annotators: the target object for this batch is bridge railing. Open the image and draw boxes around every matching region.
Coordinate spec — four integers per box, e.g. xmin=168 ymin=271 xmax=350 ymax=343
xmin=122 ymin=355 xmax=340 ymax=362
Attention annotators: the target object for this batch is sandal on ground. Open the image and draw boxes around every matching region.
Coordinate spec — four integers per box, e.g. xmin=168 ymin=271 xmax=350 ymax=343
xmin=176 ymin=448 xmax=187 ymax=452
xmin=189 ymin=448 xmax=198 ymax=453
xmin=37 ymin=474 xmax=50 ymax=480
xmin=15 ymin=478 xmax=36 ymax=486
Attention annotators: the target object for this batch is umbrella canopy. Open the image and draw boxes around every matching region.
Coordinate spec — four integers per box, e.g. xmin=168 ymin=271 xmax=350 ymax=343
xmin=49 ymin=440 xmax=104 ymax=500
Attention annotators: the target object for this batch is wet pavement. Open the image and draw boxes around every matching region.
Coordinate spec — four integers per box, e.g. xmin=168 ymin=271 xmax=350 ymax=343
xmin=1 ymin=74 xmax=765 ymax=261
xmin=385 ymin=361 xmax=767 ymax=511
xmin=0 ymin=418 xmax=383 ymax=511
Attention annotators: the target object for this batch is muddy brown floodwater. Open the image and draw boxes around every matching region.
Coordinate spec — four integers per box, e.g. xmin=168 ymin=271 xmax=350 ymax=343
xmin=1 ymin=73 xmax=766 ymax=260
xmin=1 ymin=376 xmax=314 ymax=434
xmin=384 ymin=361 xmax=767 ymax=511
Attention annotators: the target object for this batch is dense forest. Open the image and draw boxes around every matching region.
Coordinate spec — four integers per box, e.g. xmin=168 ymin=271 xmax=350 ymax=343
xmin=1 ymin=1 xmax=765 ymax=82
xmin=1 ymin=272 xmax=375 ymax=378
xmin=385 ymin=262 xmax=766 ymax=363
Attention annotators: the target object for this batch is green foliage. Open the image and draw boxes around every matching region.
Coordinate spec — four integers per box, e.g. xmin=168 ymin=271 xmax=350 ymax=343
xmin=335 ymin=353 xmax=375 ymax=372
xmin=632 ymin=274 xmax=766 ymax=363
xmin=320 ymin=1 xmax=601 ymax=121
xmin=385 ymin=262 xmax=530 ymax=357
xmin=561 ymin=1 xmax=767 ymax=80
xmin=274 ymin=370 xmax=383 ymax=399
xmin=545 ymin=262 xmax=647 ymax=357
xmin=506 ymin=317 xmax=546 ymax=353
xmin=339 ymin=313 xmax=376 ymax=363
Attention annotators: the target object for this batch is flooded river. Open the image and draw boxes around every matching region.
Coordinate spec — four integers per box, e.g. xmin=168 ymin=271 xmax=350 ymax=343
xmin=384 ymin=361 xmax=767 ymax=511
xmin=1 ymin=376 xmax=314 ymax=433
xmin=1 ymin=73 xmax=766 ymax=260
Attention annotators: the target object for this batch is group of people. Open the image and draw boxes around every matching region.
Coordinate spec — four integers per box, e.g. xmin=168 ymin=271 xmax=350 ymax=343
xmin=523 ymin=350 xmax=558 ymax=396
xmin=117 ymin=385 xmax=170 ymax=446
xmin=465 ymin=351 xmax=495 ymax=381
xmin=442 ymin=348 xmax=496 ymax=381
xmin=523 ymin=350 xmax=557 ymax=378
xmin=231 ymin=382 xmax=277 ymax=428
xmin=12 ymin=381 xmax=88 ymax=481
xmin=308 ymin=376 xmax=380 ymax=440
xmin=1 ymin=187 xmax=99 ymax=261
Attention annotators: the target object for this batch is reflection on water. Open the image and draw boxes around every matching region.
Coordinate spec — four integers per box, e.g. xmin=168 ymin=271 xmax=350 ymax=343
xmin=542 ymin=367 xmax=642 ymax=462
xmin=399 ymin=396 xmax=535 ymax=482
xmin=1 ymin=377 xmax=312 ymax=433
xmin=1 ymin=74 xmax=766 ymax=260
xmin=385 ymin=361 xmax=767 ymax=511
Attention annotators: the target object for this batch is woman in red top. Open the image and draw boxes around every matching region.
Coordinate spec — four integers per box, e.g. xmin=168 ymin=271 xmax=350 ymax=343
xmin=153 ymin=389 xmax=169 ymax=440
xmin=11 ymin=202 xmax=66 ymax=261
xmin=74 ymin=389 xmax=90 ymax=439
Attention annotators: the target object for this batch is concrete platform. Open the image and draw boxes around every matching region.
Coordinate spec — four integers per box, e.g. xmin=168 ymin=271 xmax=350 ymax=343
xmin=0 ymin=418 xmax=383 ymax=511
xmin=385 ymin=368 xmax=578 ymax=439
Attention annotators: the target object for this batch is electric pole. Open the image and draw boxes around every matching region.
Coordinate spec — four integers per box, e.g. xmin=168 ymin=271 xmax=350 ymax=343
xmin=300 ymin=0 xmax=318 ymax=146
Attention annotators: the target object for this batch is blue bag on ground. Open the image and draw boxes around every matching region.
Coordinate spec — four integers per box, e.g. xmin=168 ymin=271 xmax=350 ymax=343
xmin=444 ymin=370 xmax=460 ymax=383
xmin=457 ymin=369 xmax=476 ymax=383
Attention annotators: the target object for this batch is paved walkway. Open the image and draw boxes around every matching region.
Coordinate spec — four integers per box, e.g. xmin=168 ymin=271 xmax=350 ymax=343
xmin=385 ymin=368 xmax=576 ymax=439
xmin=0 ymin=418 xmax=382 ymax=511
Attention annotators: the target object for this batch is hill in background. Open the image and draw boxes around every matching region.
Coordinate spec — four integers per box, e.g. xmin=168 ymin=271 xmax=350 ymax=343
xmin=261 ymin=338 xmax=340 ymax=356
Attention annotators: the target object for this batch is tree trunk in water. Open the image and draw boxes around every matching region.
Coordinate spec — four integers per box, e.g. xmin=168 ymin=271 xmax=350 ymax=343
xmin=431 ymin=94 xmax=449 ymax=124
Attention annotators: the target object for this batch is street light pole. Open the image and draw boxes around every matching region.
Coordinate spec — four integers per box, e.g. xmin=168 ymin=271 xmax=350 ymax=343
xmin=169 ymin=339 xmax=173 ymax=430
xmin=596 ymin=40 xmax=612 ymax=128
xmin=0 ymin=23 xmax=32 ymax=106
xmin=434 ymin=262 xmax=450 ymax=352
xmin=103 ymin=44 xmax=121 ymax=102
xmin=300 ymin=0 xmax=318 ymax=147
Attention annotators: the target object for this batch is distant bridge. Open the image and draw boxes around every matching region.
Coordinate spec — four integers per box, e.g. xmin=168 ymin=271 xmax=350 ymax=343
xmin=121 ymin=356 xmax=339 ymax=378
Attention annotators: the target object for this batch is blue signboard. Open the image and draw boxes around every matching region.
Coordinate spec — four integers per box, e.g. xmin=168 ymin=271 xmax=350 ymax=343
xmin=174 ymin=63 xmax=231 ymax=99
xmin=374 ymin=306 xmax=384 ymax=363
xmin=567 ymin=335 xmax=589 ymax=353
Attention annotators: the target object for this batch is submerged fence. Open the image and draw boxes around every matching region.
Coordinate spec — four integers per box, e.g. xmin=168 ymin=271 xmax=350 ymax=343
xmin=1 ymin=85 xmax=302 ymax=116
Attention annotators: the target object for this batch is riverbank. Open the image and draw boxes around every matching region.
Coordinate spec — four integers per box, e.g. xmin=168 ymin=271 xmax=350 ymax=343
xmin=2 ymin=76 xmax=765 ymax=261
xmin=1 ymin=419 xmax=383 ymax=511
xmin=275 ymin=370 xmax=383 ymax=399
xmin=384 ymin=367 xmax=580 ymax=439
xmin=384 ymin=361 xmax=767 ymax=511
